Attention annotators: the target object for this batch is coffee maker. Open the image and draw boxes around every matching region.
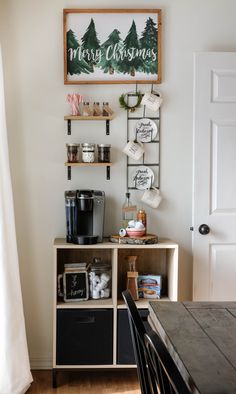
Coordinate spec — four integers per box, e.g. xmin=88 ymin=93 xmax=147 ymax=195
xmin=65 ymin=190 xmax=105 ymax=244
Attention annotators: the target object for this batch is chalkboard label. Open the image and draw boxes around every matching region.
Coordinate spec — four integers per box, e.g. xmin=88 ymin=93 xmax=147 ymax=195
xmin=63 ymin=271 xmax=89 ymax=302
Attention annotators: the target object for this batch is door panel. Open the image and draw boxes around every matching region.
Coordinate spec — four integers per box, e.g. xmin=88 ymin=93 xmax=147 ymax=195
xmin=212 ymin=70 xmax=236 ymax=102
xmin=193 ymin=52 xmax=236 ymax=301
xmin=210 ymin=244 xmax=236 ymax=300
xmin=211 ymin=122 xmax=236 ymax=213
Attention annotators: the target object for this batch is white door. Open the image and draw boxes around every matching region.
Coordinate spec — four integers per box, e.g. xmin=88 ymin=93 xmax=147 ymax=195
xmin=193 ymin=52 xmax=236 ymax=301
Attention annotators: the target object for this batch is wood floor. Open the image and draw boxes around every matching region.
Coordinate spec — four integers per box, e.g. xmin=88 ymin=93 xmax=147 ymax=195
xmin=27 ymin=370 xmax=141 ymax=394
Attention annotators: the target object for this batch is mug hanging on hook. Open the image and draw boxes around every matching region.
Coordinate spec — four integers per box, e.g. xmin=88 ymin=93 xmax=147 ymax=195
xmin=141 ymin=90 xmax=163 ymax=113
xmin=141 ymin=187 xmax=162 ymax=209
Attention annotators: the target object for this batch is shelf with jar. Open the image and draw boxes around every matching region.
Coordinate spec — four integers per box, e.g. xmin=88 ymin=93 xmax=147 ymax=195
xmin=64 ymin=102 xmax=114 ymax=135
xmin=65 ymin=143 xmax=112 ymax=180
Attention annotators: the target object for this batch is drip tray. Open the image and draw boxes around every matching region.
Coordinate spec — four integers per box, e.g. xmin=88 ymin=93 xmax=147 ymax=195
xmin=72 ymin=235 xmax=98 ymax=245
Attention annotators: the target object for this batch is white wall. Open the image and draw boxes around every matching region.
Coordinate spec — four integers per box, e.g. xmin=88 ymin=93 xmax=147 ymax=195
xmin=1 ymin=0 xmax=236 ymax=368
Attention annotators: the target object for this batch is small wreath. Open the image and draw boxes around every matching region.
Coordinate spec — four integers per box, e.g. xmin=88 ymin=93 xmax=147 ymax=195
xmin=119 ymin=92 xmax=142 ymax=112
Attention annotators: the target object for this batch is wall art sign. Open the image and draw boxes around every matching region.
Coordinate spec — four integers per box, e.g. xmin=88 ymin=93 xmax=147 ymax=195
xmin=135 ymin=118 xmax=158 ymax=142
xmin=131 ymin=166 xmax=154 ymax=190
xmin=63 ymin=9 xmax=162 ymax=85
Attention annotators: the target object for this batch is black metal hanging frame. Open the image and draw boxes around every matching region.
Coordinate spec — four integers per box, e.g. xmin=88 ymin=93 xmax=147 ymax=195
xmin=126 ymin=84 xmax=161 ymax=191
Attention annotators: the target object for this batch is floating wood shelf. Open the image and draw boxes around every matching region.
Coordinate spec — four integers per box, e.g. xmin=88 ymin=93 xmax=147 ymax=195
xmin=65 ymin=162 xmax=112 ymax=180
xmin=64 ymin=115 xmax=113 ymax=121
xmin=65 ymin=162 xmax=112 ymax=167
xmin=64 ymin=115 xmax=114 ymax=135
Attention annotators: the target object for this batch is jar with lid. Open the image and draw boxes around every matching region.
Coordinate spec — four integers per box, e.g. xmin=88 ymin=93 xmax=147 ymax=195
xmin=93 ymin=102 xmax=101 ymax=116
xmin=137 ymin=209 xmax=147 ymax=234
xmin=102 ymin=102 xmax=113 ymax=116
xmin=97 ymin=144 xmax=111 ymax=163
xmin=66 ymin=143 xmax=80 ymax=163
xmin=122 ymin=192 xmax=137 ymax=229
xmin=89 ymin=258 xmax=111 ymax=299
xmin=82 ymin=143 xmax=95 ymax=163
xmin=82 ymin=102 xmax=92 ymax=116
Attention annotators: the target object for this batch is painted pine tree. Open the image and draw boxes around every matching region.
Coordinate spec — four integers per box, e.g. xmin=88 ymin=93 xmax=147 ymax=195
xmin=81 ymin=19 xmax=100 ymax=70
xmin=67 ymin=29 xmax=92 ymax=75
xmin=119 ymin=20 xmax=144 ymax=77
xmin=98 ymin=29 xmax=122 ymax=74
xmin=140 ymin=17 xmax=158 ymax=74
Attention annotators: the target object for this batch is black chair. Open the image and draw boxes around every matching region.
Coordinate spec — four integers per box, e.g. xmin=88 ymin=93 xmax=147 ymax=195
xmin=122 ymin=290 xmax=191 ymax=394
xmin=144 ymin=330 xmax=192 ymax=393
xmin=122 ymin=289 xmax=153 ymax=394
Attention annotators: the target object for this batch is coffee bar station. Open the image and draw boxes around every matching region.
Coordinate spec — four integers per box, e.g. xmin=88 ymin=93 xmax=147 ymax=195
xmin=52 ymin=91 xmax=179 ymax=388
xmin=51 ymin=9 xmax=170 ymax=386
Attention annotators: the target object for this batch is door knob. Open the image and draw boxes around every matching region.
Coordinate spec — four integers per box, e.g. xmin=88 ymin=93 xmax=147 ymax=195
xmin=198 ymin=224 xmax=210 ymax=235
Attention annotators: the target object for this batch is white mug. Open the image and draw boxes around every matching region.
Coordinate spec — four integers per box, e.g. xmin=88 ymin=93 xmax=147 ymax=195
xmin=141 ymin=92 xmax=163 ymax=112
xmin=123 ymin=140 xmax=144 ymax=160
xmin=141 ymin=188 xmax=162 ymax=209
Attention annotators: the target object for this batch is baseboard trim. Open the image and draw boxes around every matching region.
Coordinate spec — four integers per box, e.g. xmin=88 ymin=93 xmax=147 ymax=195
xmin=30 ymin=356 xmax=52 ymax=370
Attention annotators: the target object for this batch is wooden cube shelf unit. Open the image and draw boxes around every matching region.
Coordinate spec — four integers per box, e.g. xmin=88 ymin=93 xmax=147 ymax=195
xmin=52 ymin=238 xmax=179 ymax=387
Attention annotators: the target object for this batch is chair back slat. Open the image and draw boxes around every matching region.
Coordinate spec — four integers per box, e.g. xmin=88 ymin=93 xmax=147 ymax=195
xmin=122 ymin=290 xmax=192 ymax=394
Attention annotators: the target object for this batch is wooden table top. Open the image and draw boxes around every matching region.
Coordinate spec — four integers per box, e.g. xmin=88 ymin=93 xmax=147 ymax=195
xmin=148 ymin=301 xmax=236 ymax=394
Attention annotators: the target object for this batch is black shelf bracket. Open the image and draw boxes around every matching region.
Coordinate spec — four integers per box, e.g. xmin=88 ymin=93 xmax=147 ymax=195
xmin=106 ymin=166 xmax=110 ymax=180
xmin=67 ymin=166 xmax=71 ymax=180
xmin=67 ymin=120 xmax=71 ymax=135
xmin=66 ymin=118 xmax=111 ymax=135
xmin=106 ymin=120 xmax=110 ymax=135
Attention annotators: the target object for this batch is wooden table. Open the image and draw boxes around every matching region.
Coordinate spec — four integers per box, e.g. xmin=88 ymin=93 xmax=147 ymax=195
xmin=148 ymin=301 xmax=236 ymax=394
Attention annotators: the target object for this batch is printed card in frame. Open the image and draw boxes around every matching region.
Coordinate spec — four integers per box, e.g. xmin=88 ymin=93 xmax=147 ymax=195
xmin=63 ymin=9 xmax=162 ymax=85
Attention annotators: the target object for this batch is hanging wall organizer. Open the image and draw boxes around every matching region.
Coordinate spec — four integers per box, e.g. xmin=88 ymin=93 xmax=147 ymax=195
xmin=124 ymin=87 xmax=161 ymax=191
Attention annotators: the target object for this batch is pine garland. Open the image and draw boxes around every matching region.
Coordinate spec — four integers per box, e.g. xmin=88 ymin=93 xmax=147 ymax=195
xmin=119 ymin=92 xmax=142 ymax=112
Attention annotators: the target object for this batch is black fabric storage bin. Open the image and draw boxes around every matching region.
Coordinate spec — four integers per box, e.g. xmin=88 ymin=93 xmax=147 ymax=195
xmin=117 ymin=308 xmax=150 ymax=364
xmin=56 ymin=309 xmax=113 ymax=365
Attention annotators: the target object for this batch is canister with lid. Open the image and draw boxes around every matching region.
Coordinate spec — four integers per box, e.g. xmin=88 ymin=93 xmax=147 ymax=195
xmin=89 ymin=258 xmax=111 ymax=299
xmin=137 ymin=209 xmax=147 ymax=234
xmin=82 ymin=143 xmax=95 ymax=163
xmin=82 ymin=102 xmax=92 ymax=116
xmin=93 ymin=102 xmax=101 ymax=116
xmin=66 ymin=143 xmax=80 ymax=163
xmin=102 ymin=102 xmax=113 ymax=116
xmin=97 ymin=144 xmax=111 ymax=163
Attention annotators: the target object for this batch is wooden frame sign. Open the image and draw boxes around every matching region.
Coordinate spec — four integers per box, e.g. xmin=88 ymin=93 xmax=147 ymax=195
xmin=63 ymin=271 xmax=89 ymax=302
xmin=63 ymin=9 xmax=161 ymax=84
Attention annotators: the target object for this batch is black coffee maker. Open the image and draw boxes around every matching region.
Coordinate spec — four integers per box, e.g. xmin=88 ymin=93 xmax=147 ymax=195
xmin=65 ymin=190 xmax=105 ymax=244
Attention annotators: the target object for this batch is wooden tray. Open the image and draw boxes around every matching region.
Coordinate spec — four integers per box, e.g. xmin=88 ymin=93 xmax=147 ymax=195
xmin=109 ymin=234 xmax=158 ymax=245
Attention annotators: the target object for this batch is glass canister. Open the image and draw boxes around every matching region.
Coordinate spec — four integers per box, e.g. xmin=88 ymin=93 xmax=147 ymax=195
xmin=137 ymin=209 xmax=147 ymax=235
xmin=102 ymin=102 xmax=113 ymax=116
xmin=97 ymin=144 xmax=111 ymax=163
xmin=93 ymin=102 xmax=101 ymax=116
xmin=89 ymin=258 xmax=111 ymax=299
xmin=66 ymin=143 xmax=80 ymax=163
xmin=82 ymin=143 xmax=95 ymax=163
xmin=82 ymin=102 xmax=92 ymax=116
